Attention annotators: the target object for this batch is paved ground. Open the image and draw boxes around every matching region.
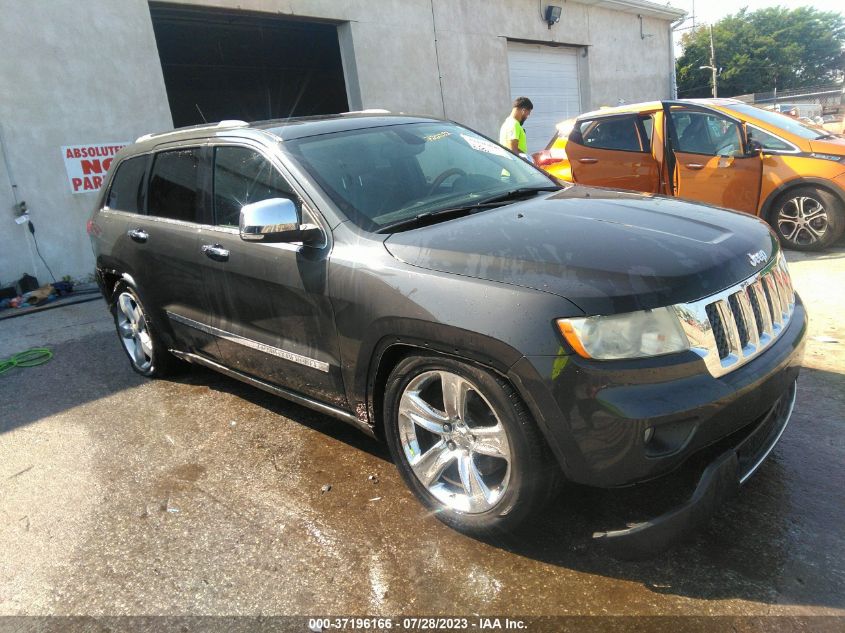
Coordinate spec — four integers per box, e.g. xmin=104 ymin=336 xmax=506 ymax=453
xmin=1 ymin=248 xmax=843 ymax=620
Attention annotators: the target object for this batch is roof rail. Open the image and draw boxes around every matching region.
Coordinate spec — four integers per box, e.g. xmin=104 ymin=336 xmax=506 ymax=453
xmin=342 ymin=109 xmax=391 ymax=115
xmin=135 ymin=119 xmax=250 ymax=143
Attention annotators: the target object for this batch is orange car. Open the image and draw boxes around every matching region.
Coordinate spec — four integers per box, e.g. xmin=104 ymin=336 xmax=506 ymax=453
xmin=534 ymin=99 xmax=845 ymax=250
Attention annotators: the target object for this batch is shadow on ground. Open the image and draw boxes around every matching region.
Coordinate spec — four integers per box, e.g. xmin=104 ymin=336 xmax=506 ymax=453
xmin=1 ymin=330 xmax=843 ymax=611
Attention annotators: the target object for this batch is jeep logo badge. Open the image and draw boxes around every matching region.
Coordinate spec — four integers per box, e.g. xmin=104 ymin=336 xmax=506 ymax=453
xmin=748 ymin=250 xmax=767 ymax=267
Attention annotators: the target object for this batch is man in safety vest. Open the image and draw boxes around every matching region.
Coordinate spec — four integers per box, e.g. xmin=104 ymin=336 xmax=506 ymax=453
xmin=499 ymin=97 xmax=533 ymax=155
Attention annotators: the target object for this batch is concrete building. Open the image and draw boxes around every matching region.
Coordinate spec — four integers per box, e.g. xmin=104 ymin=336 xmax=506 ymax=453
xmin=0 ymin=0 xmax=684 ymax=286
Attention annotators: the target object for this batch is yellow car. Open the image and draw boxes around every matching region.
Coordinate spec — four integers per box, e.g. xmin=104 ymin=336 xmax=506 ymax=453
xmin=534 ymin=99 xmax=845 ymax=250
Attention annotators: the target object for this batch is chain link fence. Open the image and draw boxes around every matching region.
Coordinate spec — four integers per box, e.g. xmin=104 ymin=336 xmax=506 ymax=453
xmin=733 ymin=84 xmax=844 ymax=113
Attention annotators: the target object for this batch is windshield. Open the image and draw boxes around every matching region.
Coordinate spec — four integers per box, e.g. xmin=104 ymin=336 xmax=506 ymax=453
xmin=283 ymin=122 xmax=555 ymax=232
xmin=726 ymin=103 xmax=829 ymax=140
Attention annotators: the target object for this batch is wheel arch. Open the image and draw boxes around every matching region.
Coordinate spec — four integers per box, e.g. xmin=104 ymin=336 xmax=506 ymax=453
xmin=95 ymin=265 xmax=139 ymax=306
xmin=760 ymin=177 xmax=845 ymax=223
xmin=360 ymin=325 xmax=525 ymax=441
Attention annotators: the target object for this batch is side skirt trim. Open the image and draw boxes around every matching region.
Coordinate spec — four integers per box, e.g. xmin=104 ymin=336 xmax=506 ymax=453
xmin=170 ymin=350 xmax=376 ymax=438
xmin=166 ymin=311 xmax=330 ymax=373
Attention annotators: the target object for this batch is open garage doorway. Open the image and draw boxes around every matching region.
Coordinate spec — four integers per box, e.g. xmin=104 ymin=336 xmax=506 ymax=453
xmin=149 ymin=4 xmax=349 ymax=127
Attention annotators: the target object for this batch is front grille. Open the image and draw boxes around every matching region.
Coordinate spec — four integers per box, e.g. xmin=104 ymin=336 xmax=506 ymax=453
xmin=677 ymin=252 xmax=795 ymax=377
xmin=705 ymin=303 xmax=729 ymax=359
xmin=727 ymin=294 xmax=750 ymax=349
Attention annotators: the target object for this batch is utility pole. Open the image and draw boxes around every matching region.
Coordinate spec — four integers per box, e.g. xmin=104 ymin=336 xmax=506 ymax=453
xmin=698 ymin=24 xmax=718 ymax=98
xmin=709 ymin=24 xmax=717 ymax=98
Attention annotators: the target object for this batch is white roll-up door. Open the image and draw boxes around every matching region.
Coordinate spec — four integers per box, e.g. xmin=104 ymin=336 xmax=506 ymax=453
xmin=507 ymin=42 xmax=582 ymax=154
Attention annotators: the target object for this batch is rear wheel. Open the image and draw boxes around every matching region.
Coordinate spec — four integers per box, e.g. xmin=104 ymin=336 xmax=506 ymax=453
xmin=111 ymin=282 xmax=181 ymax=378
xmin=772 ymin=186 xmax=844 ymax=251
xmin=383 ymin=354 xmax=555 ymax=536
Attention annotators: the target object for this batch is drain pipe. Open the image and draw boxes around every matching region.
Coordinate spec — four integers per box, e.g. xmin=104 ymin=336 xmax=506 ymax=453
xmin=669 ymin=15 xmax=687 ymax=99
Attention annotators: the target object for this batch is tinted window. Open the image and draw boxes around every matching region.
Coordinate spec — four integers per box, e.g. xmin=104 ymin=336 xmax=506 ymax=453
xmin=727 ymin=104 xmax=827 ymax=140
xmin=748 ymin=125 xmax=795 ymax=152
xmin=577 ymin=117 xmax=642 ymax=152
xmin=213 ymin=147 xmax=298 ymax=227
xmin=671 ymin=110 xmax=743 ymax=156
xmin=639 ymin=115 xmax=654 ymax=147
xmin=106 ymin=156 xmax=147 ymax=213
xmin=147 ymin=149 xmax=201 ymax=222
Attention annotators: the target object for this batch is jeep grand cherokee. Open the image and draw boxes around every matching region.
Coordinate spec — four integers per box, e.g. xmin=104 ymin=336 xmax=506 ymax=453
xmin=89 ymin=114 xmax=806 ymax=552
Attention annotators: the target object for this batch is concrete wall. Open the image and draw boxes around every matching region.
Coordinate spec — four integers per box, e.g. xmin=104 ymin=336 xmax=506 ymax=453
xmin=0 ymin=0 xmax=679 ymax=285
xmin=162 ymin=0 xmax=678 ymax=139
xmin=0 ymin=0 xmax=172 ymax=286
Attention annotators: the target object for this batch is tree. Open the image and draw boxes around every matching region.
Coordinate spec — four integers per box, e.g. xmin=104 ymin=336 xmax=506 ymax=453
xmin=676 ymin=6 xmax=845 ymax=98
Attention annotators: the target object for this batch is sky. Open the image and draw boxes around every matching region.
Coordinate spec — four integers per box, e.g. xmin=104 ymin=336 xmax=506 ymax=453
xmin=668 ymin=0 xmax=843 ymax=26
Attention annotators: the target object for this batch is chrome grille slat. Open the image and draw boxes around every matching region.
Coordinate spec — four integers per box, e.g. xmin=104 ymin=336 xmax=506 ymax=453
xmin=715 ymin=299 xmax=742 ymax=359
xmin=749 ymin=281 xmax=773 ymax=342
xmin=674 ymin=252 xmax=795 ymax=378
xmin=763 ymin=274 xmax=784 ymax=328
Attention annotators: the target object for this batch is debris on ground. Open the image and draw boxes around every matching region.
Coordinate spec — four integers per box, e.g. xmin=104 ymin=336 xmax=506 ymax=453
xmin=320 ymin=484 xmax=332 ymax=493
xmin=368 ymin=474 xmax=379 ymax=484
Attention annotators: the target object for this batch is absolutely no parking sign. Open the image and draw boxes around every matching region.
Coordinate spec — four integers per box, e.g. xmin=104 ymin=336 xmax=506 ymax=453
xmin=62 ymin=142 xmax=128 ymax=193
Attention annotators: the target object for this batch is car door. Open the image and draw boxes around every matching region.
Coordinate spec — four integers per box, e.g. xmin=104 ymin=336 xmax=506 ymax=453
xmin=198 ymin=142 xmax=346 ymax=407
xmin=120 ymin=145 xmax=220 ymax=358
xmin=664 ymin=103 xmax=763 ymax=213
xmin=566 ymin=114 xmax=660 ymax=193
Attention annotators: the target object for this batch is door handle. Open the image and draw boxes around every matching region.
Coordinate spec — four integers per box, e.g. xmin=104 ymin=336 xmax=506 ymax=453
xmin=127 ymin=228 xmax=149 ymax=243
xmin=578 ymin=158 xmax=599 ymax=164
xmin=685 ymin=163 xmax=705 ymax=170
xmin=201 ymin=244 xmax=230 ymax=262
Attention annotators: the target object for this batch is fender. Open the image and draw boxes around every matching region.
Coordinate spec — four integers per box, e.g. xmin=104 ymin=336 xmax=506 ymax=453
xmin=759 ymin=176 xmax=845 ymax=221
xmin=354 ymin=318 xmax=530 ymax=430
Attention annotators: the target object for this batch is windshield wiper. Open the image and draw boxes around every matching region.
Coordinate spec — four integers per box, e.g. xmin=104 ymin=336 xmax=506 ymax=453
xmin=375 ymin=185 xmax=560 ymax=234
xmin=474 ymin=185 xmax=560 ymax=206
xmin=376 ymin=206 xmax=484 ymax=234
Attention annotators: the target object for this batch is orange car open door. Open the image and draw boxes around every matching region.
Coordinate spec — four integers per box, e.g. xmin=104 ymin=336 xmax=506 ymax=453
xmin=566 ymin=114 xmax=660 ymax=193
xmin=664 ymin=103 xmax=762 ymax=213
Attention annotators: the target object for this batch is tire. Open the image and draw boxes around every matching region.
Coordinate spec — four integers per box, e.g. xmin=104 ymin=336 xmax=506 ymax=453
xmin=771 ymin=186 xmax=844 ymax=251
xmin=110 ymin=282 xmax=181 ymax=378
xmin=383 ymin=354 xmax=555 ymax=536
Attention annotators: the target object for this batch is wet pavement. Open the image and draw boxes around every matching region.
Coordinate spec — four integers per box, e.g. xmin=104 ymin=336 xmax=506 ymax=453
xmin=1 ymin=248 xmax=844 ymax=619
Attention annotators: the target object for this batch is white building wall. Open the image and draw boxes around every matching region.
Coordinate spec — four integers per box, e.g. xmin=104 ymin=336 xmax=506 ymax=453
xmin=0 ymin=0 xmax=172 ymax=286
xmin=0 ymin=0 xmax=681 ymax=285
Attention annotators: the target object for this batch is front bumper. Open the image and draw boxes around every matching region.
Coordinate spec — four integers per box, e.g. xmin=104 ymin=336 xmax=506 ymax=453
xmin=592 ymin=380 xmax=796 ymax=558
xmin=508 ymin=297 xmax=806 ymax=488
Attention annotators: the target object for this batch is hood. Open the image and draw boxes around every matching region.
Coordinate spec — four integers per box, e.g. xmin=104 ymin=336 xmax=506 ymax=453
xmin=384 ymin=187 xmax=779 ymax=315
xmin=809 ymin=136 xmax=845 ymax=154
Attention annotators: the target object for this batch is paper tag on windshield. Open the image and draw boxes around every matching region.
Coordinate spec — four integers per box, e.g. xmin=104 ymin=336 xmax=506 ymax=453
xmin=460 ymin=134 xmax=510 ymax=158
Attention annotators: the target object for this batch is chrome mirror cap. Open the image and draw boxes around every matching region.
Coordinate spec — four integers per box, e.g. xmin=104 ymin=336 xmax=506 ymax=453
xmin=239 ymin=198 xmax=299 ymax=242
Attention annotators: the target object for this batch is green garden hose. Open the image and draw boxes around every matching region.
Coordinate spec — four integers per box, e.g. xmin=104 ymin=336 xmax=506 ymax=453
xmin=0 ymin=348 xmax=53 ymax=374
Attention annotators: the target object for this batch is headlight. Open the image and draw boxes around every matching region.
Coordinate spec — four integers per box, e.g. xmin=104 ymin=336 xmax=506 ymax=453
xmin=557 ymin=307 xmax=689 ymax=360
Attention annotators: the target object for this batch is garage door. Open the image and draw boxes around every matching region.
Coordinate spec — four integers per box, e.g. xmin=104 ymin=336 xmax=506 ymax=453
xmin=507 ymin=42 xmax=581 ymax=154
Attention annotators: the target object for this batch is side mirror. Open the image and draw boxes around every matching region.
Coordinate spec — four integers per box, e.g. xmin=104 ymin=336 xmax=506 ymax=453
xmin=239 ymin=198 xmax=322 ymax=244
xmin=747 ymin=139 xmax=764 ymax=156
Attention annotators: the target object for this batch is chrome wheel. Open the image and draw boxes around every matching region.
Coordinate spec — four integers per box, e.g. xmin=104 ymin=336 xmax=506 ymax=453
xmin=397 ymin=370 xmax=511 ymax=513
xmin=115 ymin=291 xmax=153 ymax=372
xmin=777 ymin=196 xmax=828 ymax=246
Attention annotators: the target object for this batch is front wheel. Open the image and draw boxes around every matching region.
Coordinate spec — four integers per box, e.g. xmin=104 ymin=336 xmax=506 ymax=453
xmin=772 ymin=186 xmax=844 ymax=251
xmin=383 ymin=355 xmax=555 ymax=536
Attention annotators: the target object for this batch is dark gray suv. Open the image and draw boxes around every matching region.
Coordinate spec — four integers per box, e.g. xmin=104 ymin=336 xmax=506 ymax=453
xmin=89 ymin=114 xmax=806 ymax=552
